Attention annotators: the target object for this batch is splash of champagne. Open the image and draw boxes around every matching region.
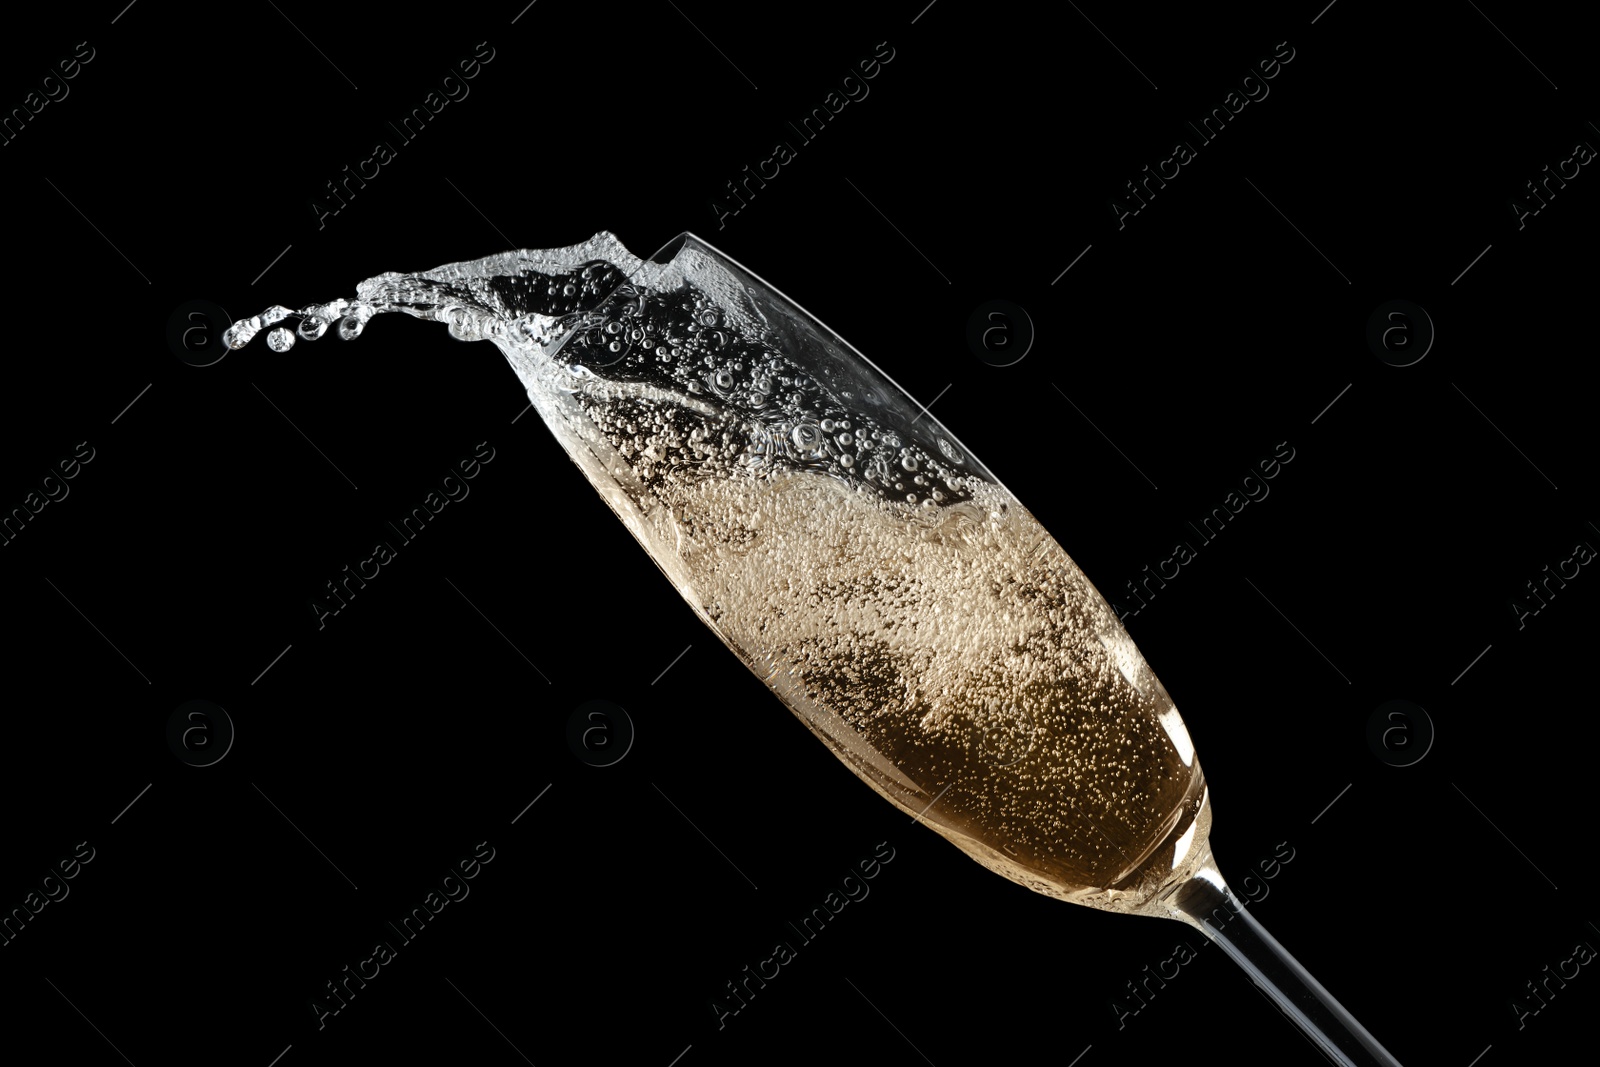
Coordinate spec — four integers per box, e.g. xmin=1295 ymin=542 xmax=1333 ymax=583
xmin=227 ymin=232 xmax=1211 ymax=913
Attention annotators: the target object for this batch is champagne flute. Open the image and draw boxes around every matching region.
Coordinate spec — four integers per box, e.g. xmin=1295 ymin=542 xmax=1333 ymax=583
xmin=229 ymin=231 xmax=1403 ymax=1067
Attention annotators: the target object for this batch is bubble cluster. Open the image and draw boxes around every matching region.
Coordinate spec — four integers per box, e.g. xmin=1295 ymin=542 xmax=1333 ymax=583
xmin=537 ymin=281 xmax=984 ymax=510
xmin=658 ymin=473 xmax=1206 ymax=909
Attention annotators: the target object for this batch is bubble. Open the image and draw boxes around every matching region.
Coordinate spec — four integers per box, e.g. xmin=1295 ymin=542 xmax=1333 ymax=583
xmin=712 ymin=368 xmax=736 ymax=394
xmin=338 ymin=316 xmax=365 ymax=341
xmin=297 ymin=315 xmax=329 ymax=341
xmin=266 ymin=327 xmax=295 ymax=352
xmin=837 ymin=433 xmax=853 ymax=447
xmin=901 ymin=454 xmax=919 ymax=471
xmin=792 ymin=422 xmax=823 ymax=452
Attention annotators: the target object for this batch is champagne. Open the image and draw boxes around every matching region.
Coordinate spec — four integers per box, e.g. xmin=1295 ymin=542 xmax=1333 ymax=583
xmin=229 ymin=233 xmax=1403 ymax=1064
xmin=230 ymin=231 xmax=1210 ymax=911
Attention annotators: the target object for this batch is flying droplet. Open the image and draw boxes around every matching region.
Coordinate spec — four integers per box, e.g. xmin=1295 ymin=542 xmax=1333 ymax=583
xmin=223 ymin=318 xmax=259 ymax=350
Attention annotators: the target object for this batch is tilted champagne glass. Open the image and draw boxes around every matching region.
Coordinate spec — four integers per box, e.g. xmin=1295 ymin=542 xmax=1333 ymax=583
xmin=228 ymin=231 xmax=1403 ymax=1067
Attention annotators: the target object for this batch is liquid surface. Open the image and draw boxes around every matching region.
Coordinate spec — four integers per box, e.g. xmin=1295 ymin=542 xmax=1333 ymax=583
xmin=230 ymin=232 xmax=1211 ymax=912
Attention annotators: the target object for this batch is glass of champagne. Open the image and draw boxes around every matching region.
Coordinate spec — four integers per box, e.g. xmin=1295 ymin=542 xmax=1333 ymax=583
xmin=230 ymin=231 xmax=1403 ymax=1066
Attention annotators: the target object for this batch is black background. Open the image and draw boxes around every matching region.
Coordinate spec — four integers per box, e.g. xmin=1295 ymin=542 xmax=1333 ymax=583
xmin=1 ymin=3 xmax=1594 ymax=1066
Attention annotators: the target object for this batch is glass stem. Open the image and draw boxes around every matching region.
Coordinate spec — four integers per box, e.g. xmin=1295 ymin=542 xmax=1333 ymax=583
xmin=1158 ymin=863 xmax=1404 ymax=1067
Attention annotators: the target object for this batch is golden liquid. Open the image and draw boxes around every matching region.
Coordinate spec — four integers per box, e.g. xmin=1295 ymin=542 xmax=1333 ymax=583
xmin=533 ymin=372 xmax=1212 ymax=912
xmin=668 ymin=474 xmax=1209 ymax=912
